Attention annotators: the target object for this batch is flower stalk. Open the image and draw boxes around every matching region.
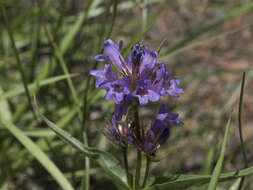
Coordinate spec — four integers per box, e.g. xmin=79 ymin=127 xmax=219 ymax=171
xmin=123 ymin=146 xmax=130 ymax=187
xmin=134 ymin=108 xmax=142 ymax=190
xmin=142 ymin=156 xmax=150 ymax=188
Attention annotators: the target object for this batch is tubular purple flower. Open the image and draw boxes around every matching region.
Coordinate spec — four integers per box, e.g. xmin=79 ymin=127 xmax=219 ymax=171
xmin=90 ymin=64 xmax=118 ymax=88
xmin=132 ymin=79 xmax=160 ymax=105
xmin=103 ymin=39 xmax=127 ymax=70
xmin=144 ymin=104 xmax=183 ymax=155
xmin=139 ymin=47 xmax=158 ymax=79
xmin=114 ymin=100 xmax=130 ymax=121
xmin=103 ymin=78 xmax=131 ymax=104
xmin=161 ymin=78 xmax=184 ymax=97
xmin=157 ymin=128 xmax=170 ymax=145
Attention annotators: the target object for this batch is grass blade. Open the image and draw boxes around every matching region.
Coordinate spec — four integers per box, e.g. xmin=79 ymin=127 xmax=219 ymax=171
xmin=145 ymin=164 xmax=253 ymax=190
xmin=0 ymin=5 xmax=37 ymax=122
xmin=160 ymin=2 xmax=253 ymax=57
xmin=0 ymin=86 xmax=11 ymax=120
xmin=0 ymin=74 xmax=78 ymax=101
xmin=45 ymin=27 xmax=81 ymax=107
xmin=207 ymin=116 xmax=232 ymax=190
xmin=122 ymin=5 xmax=166 ymax=56
xmin=0 ymin=118 xmax=74 ymax=190
xmin=238 ymin=72 xmax=248 ymax=190
xmin=60 ymin=0 xmax=102 ymax=53
xmin=159 ymin=24 xmax=253 ymax=60
xmin=229 ymin=178 xmax=242 ymax=190
xmin=39 ymin=113 xmax=129 ymax=189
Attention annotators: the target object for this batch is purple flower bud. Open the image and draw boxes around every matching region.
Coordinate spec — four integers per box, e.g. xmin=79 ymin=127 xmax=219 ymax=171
xmin=114 ymin=100 xmax=130 ymax=121
xmin=127 ymin=134 xmax=136 ymax=144
xmin=157 ymin=128 xmax=170 ymax=145
xmin=106 ymin=115 xmax=136 ymax=147
xmin=131 ymin=43 xmax=146 ymax=63
xmin=144 ymin=104 xmax=183 ymax=156
xmin=145 ymin=142 xmax=156 ymax=153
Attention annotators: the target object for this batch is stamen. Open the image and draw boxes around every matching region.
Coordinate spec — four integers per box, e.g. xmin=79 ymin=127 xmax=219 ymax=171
xmin=119 ymin=55 xmax=131 ymax=77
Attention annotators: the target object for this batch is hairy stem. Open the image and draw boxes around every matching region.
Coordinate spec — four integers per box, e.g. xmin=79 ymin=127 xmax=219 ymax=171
xmin=134 ymin=108 xmax=142 ymax=190
xmin=135 ymin=150 xmax=142 ymax=190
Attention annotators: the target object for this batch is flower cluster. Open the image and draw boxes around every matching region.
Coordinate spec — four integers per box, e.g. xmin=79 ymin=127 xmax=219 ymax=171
xmin=90 ymin=39 xmax=183 ymax=156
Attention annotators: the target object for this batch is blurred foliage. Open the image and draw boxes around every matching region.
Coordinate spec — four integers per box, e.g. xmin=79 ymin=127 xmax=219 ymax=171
xmin=1 ymin=0 xmax=253 ymax=189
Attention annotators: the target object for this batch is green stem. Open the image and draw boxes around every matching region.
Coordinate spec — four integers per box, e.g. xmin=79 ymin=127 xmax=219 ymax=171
xmin=238 ymin=72 xmax=248 ymax=190
xmin=123 ymin=147 xmax=130 ymax=187
xmin=82 ymin=132 xmax=90 ymax=190
xmin=135 ymin=150 xmax=142 ymax=190
xmin=142 ymin=157 xmax=150 ymax=188
xmin=134 ymin=108 xmax=142 ymax=190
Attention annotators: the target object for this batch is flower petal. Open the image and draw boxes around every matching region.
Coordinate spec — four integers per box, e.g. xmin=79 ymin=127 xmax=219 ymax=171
xmin=148 ymin=90 xmax=160 ymax=102
xmin=104 ymin=39 xmax=126 ymax=69
xmin=89 ymin=70 xmax=104 ymax=78
xmin=94 ymin=54 xmax=106 ymax=62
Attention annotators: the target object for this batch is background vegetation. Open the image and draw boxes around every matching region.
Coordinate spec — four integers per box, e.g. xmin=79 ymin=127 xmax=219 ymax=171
xmin=1 ymin=0 xmax=253 ymax=189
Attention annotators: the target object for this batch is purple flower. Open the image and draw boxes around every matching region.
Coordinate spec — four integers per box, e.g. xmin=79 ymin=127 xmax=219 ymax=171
xmin=102 ymin=78 xmax=131 ymax=104
xmin=114 ymin=100 xmax=129 ymax=121
xmin=139 ymin=47 xmax=158 ymax=79
xmin=161 ymin=78 xmax=184 ymax=97
xmin=130 ymin=43 xmax=158 ymax=80
xmin=132 ymin=79 xmax=160 ymax=105
xmin=94 ymin=39 xmax=127 ymax=71
xmin=144 ymin=104 xmax=183 ymax=155
xmin=152 ymin=62 xmax=184 ymax=98
xmin=89 ymin=64 xmax=118 ymax=88
xmin=91 ymin=39 xmax=184 ymax=154
xmin=106 ymin=115 xmax=136 ymax=147
xmin=145 ymin=142 xmax=156 ymax=153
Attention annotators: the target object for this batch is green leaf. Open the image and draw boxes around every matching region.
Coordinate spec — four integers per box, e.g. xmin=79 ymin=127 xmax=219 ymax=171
xmin=0 ymin=118 xmax=74 ymax=190
xmin=40 ymin=115 xmax=98 ymax=158
xmin=23 ymin=129 xmax=55 ymax=137
xmin=207 ymin=116 xmax=232 ymax=190
xmin=0 ymin=74 xmax=78 ymax=100
xmin=40 ymin=114 xmax=129 ymax=190
xmin=144 ymin=164 xmax=253 ymax=190
xmin=0 ymin=85 xmax=11 ymax=120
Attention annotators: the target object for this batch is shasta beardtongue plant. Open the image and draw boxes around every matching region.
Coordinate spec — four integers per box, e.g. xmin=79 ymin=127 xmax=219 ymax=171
xmin=90 ymin=39 xmax=183 ymax=189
